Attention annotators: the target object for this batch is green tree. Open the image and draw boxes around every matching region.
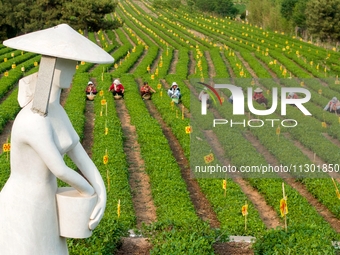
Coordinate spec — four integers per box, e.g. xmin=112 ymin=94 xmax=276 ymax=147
xmin=214 ymin=0 xmax=238 ymax=17
xmin=0 ymin=0 xmax=121 ymax=40
xmin=24 ymin=0 xmax=65 ymax=33
xmin=305 ymin=0 xmax=340 ymax=42
xmin=195 ymin=0 xmax=215 ymax=12
xmin=248 ymin=0 xmax=286 ymax=31
xmin=292 ymin=0 xmax=307 ymax=29
xmin=281 ymin=0 xmax=299 ymax=21
xmin=62 ymin=0 xmax=121 ymax=34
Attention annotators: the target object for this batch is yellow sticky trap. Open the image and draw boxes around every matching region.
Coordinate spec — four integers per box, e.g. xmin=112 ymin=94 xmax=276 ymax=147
xmin=204 ymin=153 xmax=214 ymax=164
xmin=222 ymin=180 xmax=227 ymax=190
xmin=276 ymin=126 xmax=281 ymax=135
xmin=103 ymin=154 xmax=109 ymax=165
xmin=3 ymin=143 xmax=10 ymax=152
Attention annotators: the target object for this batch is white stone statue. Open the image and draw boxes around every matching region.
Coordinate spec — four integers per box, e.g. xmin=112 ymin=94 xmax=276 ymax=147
xmin=0 ymin=24 xmax=114 ymax=254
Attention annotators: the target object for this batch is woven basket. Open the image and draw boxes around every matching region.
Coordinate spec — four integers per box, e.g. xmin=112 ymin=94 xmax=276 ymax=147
xmin=87 ymin=93 xmax=95 ymax=101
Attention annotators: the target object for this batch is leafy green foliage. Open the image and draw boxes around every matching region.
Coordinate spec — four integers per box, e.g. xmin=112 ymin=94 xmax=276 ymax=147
xmin=0 ymin=0 xmax=122 ymax=40
xmin=253 ymin=226 xmax=336 ymax=254
xmin=305 ymin=0 xmax=340 ymax=42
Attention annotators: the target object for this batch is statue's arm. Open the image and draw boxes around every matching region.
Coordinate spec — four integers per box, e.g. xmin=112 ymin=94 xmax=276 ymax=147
xmin=67 ymin=143 xmax=107 ymax=230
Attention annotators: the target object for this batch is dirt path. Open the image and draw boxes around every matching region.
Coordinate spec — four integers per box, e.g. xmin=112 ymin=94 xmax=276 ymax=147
xmin=137 ymin=78 xmax=220 ymax=228
xmin=113 ymin=29 xmax=123 ymax=46
xmin=244 ymin=131 xmax=340 ymax=233
xmin=115 ymin=237 xmax=152 ymax=255
xmin=151 ymin=49 xmax=163 ymax=74
xmin=128 ymin=48 xmax=147 ymax=74
xmin=220 ymin=51 xmax=235 ymax=83
xmin=204 ymin=129 xmax=282 ymax=230
xmin=189 ymin=81 xmax=282 ymax=229
xmin=284 ymin=133 xmax=340 ymax=182
xmin=188 ymin=50 xmax=196 ymax=76
xmin=205 ymin=51 xmax=216 ymax=80
xmin=168 ymin=49 xmax=179 ymax=74
xmin=133 ymin=0 xmax=158 ymax=18
xmin=115 ymin=99 xmax=157 ymax=227
xmin=236 ymin=52 xmax=258 ymax=79
xmin=113 ymin=99 xmax=156 ymax=255
xmin=82 ymin=100 xmax=95 ymax=158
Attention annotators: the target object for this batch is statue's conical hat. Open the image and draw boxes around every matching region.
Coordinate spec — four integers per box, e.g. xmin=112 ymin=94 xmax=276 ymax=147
xmin=3 ymin=24 xmax=114 ymax=64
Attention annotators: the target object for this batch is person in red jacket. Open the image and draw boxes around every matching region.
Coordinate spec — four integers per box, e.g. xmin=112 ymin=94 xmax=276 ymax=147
xmin=252 ymin=87 xmax=268 ymax=106
xmin=109 ymin=79 xmax=125 ymax=99
xmin=140 ymin=81 xmax=156 ymax=100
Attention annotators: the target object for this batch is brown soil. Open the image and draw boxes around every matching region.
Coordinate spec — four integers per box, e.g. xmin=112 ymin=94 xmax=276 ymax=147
xmin=129 ymin=48 xmax=147 ymax=74
xmin=188 ymin=81 xmax=282 ymax=230
xmin=188 ymin=50 xmax=196 ymax=76
xmin=136 ymin=78 xmax=220 ymax=228
xmin=188 ymin=29 xmax=206 ymax=40
xmin=244 ymin=131 xmax=340 ymax=234
xmin=121 ymin=27 xmax=136 ymax=47
xmin=220 ymin=51 xmax=235 ymax=83
xmin=214 ymin=242 xmax=254 ymax=255
xmin=204 ymin=129 xmax=282 ymax=230
xmin=113 ymin=29 xmax=123 ymax=46
xmin=168 ymin=49 xmax=179 ymax=74
xmin=205 ymin=51 xmax=216 ymax=79
xmin=284 ymin=133 xmax=340 ymax=181
xmin=115 ymin=99 xmax=157 ymax=227
xmin=151 ymin=49 xmax=163 ymax=74
xmin=236 ymin=52 xmax=258 ymax=79
xmin=323 ymin=133 xmax=340 ymax=147
xmin=115 ymin=237 xmax=152 ymax=255
xmin=133 ymin=0 xmax=158 ymax=18
xmin=82 ymin=100 xmax=95 ymax=158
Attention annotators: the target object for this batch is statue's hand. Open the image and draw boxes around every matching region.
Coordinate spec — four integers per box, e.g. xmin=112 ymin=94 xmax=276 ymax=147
xmin=88 ymin=193 xmax=106 ymax=230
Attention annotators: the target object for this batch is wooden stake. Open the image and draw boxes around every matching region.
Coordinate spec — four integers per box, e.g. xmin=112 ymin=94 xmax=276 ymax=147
xmin=245 ymin=201 xmax=247 ymax=231
xmin=282 ymin=182 xmax=287 ymax=232
xmin=182 ymin=105 xmax=184 ymax=120
xmin=6 ymin=138 xmax=9 ymax=161
xmin=331 ymin=178 xmax=340 ymax=199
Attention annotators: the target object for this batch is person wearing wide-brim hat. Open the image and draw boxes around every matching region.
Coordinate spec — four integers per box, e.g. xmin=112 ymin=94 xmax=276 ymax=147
xmin=167 ymin=81 xmax=182 ymax=103
xmin=86 ymin=81 xmax=98 ymax=95
xmin=253 ymin=87 xmax=268 ymax=106
xmin=109 ymin=78 xmax=125 ymax=99
xmin=324 ymin=96 xmax=340 ymax=113
xmin=0 ymin=24 xmax=113 ymax=254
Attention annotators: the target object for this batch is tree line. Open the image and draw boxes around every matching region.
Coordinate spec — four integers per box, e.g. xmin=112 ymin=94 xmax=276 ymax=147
xmin=247 ymin=0 xmax=340 ymax=43
xmin=0 ymin=0 xmax=122 ymax=41
xmin=1 ymin=0 xmax=339 ymax=44
xmin=181 ymin=0 xmax=339 ymax=44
